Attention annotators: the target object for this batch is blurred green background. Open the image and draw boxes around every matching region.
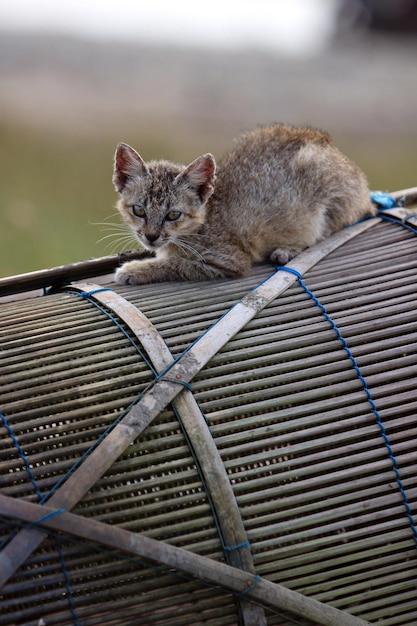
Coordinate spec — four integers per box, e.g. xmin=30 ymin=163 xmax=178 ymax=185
xmin=0 ymin=1 xmax=416 ymax=277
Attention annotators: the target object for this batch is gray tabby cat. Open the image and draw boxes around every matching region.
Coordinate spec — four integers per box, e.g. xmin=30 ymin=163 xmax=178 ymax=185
xmin=112 ymin=124 xmax=374 ymax=284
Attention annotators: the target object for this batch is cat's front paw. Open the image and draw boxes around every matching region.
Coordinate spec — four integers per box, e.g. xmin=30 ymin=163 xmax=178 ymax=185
xmin=270 ymin=247 xmax=301 ymax=266
xmin=115 ymin=261 xmax=150 ymax=285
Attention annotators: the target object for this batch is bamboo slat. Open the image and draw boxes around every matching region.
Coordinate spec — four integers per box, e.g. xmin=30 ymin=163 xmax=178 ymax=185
xmin=0 ymin=494 xmax=370 ymax=626
xmin=0 ymin=198 xmax=417 ymax=625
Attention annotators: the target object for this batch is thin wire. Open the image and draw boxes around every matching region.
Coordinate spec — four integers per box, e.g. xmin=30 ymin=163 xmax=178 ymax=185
xmin=37 ymin=287 xmax=160 ymax=501
xmin=377 ymin=211 xmax=417 ymax=236
xmin=0 ymin=515 xmax=308 ymax=626
xmin=275 ymin=265 xmax=417 ymax=547
xmin=70 ymin=288 xmax=158 ymax=375
xmin=0 ymin=410 xmax=81 ymax=624
xmin=47 ymin=268 xmax=280 ymax=502
xmin=0 ymin=409 xmax=42 ymax=500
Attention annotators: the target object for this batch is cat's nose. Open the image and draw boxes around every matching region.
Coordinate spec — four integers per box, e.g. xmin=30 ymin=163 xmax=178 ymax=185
xmin=146 ymin=233 xmax=159 ymax=244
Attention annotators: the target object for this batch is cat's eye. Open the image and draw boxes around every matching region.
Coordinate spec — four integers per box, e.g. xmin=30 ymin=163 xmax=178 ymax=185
xmin=165 ymin=210 xmax=182 ymax=222
xmin=132 ymin=204 xmax=146 ymax=218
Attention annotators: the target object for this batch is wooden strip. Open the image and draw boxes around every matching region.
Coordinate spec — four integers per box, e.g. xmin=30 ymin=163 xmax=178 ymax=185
xmin=227 ymin=445 xmax=393 ymax=489
xmin=268 ymin=541 xmax=416 ymax=588
xmin=2 ymin=284 xmax=268 ymax=625
xmin=0 ymin=351 xmax=143 ymax=390
xmin=388 ymin=187 xmax=417 ymax=207
xmin=0 ymin=250 xmax=150 ymax=298
xmin=255 ymin=528 xmax=412 ymax=571
xmin=0 ymin=218 xmax=381 ymax=589
xmin=0 ymin=494 xmax=370 ymax=626
xmin=239 ymin=472 xmax=398 ymax=518
xmin=3 ymin=327 xmax=121 ymax=360
xmin=79 ymin=285 xmax=267 ymax=626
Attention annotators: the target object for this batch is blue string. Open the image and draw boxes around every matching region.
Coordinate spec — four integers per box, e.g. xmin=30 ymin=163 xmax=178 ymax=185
xmin=370 ymin=190 xmax=398 ymax=209
xmin=5 ymin=516 xmax=310 ymax=624
xmin=151 ymin=267 xmax=280 ymax=382
xmin=0 ymin=410 xmax=81 ymax=624
xmin=39 ymin=283 xmax=200 ymax=503
xmin=40 ymin=390 xmax=146 ymax=503
xmin=67 ymin=267 xmax=284 ymax=407
xmin=54 ymin=534 xmax=79 ymax=620
xmin=76 ymin=288 xmax=113 ymax=297
xmin=377 ymin=211 xmax=417 ymax=236
xmin=71 ymin=287 xmax=158 ymax=376
xmin=72 ymin=286 xmax=199 ymax=395
xmin=27 ymin=508 xmax=66 ymax=530
xmin=275 ymin=265 xmax=417 ymax=547
xmin=224 ymin=540 xmax=251 ymax=552
xmin=0 ymin=409 xmax=43 ymax=500
xmin=369 ymin=189 xmax=417 ymax=236
xmin=161 ymin=377 xmax=193 ymax=391
xmin=238 ymin=574 xmax=261 ymax=597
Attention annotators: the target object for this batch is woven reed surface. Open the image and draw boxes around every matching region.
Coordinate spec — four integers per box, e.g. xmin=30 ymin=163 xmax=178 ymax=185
xmin=0 ymin=219 xmax=416 ymax=625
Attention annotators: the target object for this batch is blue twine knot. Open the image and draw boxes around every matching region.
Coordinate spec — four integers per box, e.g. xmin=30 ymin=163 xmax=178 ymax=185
xmin=76 ymin=288 xmax=112 ymax=298
xmin=370 ymin=191 xmax=398 ymax=210
xmin=274 ymin=265 xmax=302 ymax=279
xmin=224 ymin=539 xmax=251 ymax=552
xmin=239 ymin=574 xmax=261 ymax=597
xmin=160 ymin=377 xmax=192 ymax=391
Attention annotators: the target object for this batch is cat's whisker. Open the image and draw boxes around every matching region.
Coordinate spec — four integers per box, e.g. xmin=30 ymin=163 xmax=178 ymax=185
xmin=181 ymin=232 xmax=211 ymax=240
xmin=108 ymin=241 xmax=139 ymax=255
xmin=89 ymin=212 xmax=121 ymax=226
xmin=96 ymin=225 xmax=133 ymax=234
xmin=95 ymin=220 xmax=134 ymax=246
xmin=170 ymin=240 xmax=193 ymax=259
xmin=93 ymin=212 xmax=139 ymax=253
xmin=96 ymin=230 xmax=132 ymax=243
xmin=97 ymin=232 xmax=139 ymax=254
xmin=93 ymin=217 xmax=133 ymax=232
xmin=172 ymin=238 xmax=206 ymax=262
xmin=96 ymin=230 xmax=133 ymax=243
xmin=180 ymin=233 xmax=213 ymax=248
xmin=109 ymin=243 xmax=137 ymax=255
xmin=178 ymin=234 xmax=212 ymax=251
xmin=97 ymin=226 xmax=131 ymax=233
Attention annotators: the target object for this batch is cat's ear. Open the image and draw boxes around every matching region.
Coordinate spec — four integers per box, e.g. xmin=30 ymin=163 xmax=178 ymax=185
xmin=176 ymin=153 xmax=216 ymax=203
xmin=113 ymin=143 xmax=149 ymax=192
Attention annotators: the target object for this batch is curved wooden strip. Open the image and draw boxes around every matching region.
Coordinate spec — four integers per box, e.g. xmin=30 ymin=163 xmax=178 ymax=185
xmin=0 ymin=494 xmax=370 ymax=626
xmin=0 ymin=217 xmax=382 ymax=591
xmin=0 ymin=283 xmax=267 ymax=624
xmin=71 ymin=285 xmax=267 ymax=626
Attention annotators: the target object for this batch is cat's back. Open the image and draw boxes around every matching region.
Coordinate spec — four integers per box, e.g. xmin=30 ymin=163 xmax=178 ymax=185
xmin=213 ymin=123 xmax=368 ymax=206
xmin=235 ymin=124 xmax=331 ymax=152
xmin=208 ymin=123 xmax=372 ymax=242
xmin=222 ymin=124 xmax=331 ymax=168
xmin=213 ymin=124 xmax=332 ymax=192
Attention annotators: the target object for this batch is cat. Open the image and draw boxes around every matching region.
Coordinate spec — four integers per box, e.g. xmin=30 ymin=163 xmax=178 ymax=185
xmin=112 ymin=124 xmax=375 ymax=284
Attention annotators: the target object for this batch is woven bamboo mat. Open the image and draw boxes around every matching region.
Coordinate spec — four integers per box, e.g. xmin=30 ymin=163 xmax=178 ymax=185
xmin=0 ymin=198 xmax=416 ymax=626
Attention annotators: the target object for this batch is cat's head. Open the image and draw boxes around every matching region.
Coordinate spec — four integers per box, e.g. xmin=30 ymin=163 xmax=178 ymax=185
xmin=113 ymin=142 xmax=216 ymax=252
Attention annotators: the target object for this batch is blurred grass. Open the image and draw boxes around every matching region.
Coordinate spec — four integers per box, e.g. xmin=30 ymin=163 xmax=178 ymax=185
xmin=0 ymin=120 xmax=416 ymax=277
xmin=0 ymin=122 xmax=114 ymax=276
